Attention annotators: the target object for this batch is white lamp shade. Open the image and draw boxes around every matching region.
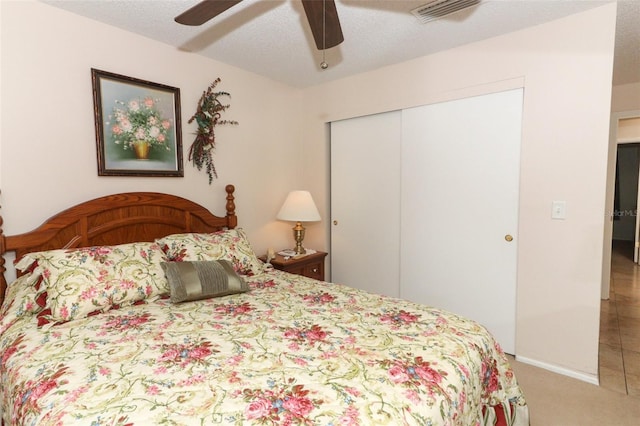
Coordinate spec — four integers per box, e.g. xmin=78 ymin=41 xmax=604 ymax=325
xmin=277 ymin=190 xmax=321 ymax=222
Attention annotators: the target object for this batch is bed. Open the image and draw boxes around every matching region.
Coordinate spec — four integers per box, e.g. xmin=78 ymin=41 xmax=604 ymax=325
xmin=0 ymin=185 xmax=528 ymax=425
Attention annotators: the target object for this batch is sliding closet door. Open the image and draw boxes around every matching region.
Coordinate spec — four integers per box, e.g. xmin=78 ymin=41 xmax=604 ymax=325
xmin=400 ymin=89 xmax=523 ymax=354
xmin=330 ymin=111 xmax=401 ymax=297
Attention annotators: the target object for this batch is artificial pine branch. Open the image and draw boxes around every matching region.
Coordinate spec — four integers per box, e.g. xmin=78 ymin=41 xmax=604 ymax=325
xmin=188 ymin=78 xmax=238 ymax=184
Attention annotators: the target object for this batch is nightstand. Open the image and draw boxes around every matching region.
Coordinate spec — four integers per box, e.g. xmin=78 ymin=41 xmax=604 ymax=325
xmin=261 ymin=251 xmax=328 ymax=281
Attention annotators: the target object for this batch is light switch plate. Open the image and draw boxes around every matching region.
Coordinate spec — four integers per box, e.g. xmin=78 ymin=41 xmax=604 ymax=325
xmin=552 ymin=201 xmax=566 ymax=219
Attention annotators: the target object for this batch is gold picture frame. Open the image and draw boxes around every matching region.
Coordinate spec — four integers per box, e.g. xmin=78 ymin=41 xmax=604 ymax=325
xmin=91 ymin=68 xmax=183 ymax=177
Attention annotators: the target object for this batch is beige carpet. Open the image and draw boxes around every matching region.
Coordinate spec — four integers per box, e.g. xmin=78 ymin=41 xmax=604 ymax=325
xmin=510 ymin=357 xmax=640 ymax=425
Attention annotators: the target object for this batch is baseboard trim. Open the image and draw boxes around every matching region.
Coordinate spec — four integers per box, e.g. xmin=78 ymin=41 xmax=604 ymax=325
xmin=515 ymin=355 xmax=600 ymax=386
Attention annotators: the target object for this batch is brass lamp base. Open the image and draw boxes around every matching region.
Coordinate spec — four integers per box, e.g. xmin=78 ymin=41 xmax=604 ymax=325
xmin=291 ymin=221 xmax=307 ymax=255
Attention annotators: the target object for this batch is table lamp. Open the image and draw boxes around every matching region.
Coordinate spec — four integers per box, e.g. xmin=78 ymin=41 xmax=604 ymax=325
xmin=277 ymin=190 xmax=321 ymax=255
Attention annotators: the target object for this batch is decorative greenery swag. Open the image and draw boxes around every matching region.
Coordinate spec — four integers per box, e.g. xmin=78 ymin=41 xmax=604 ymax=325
xmin=188 ymin=78 xmax=238 ymax=184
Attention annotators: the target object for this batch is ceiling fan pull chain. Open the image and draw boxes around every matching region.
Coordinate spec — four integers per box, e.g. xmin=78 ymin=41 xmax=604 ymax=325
xmin=320 ymin=0 xmax=328 ymax=69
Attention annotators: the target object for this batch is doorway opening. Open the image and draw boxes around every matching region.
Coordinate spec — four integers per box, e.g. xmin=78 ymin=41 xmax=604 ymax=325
xmin=612 ymin=143 xmax=640 ymax=261
xmin=600 ymin=114 xmax=640 ymax=394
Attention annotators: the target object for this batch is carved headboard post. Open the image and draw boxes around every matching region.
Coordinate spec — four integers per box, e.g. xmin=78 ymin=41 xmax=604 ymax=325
xmin=0 ymin=198 xmax=6 ymax=307
xmin=225 ymin=184 xmax=238 ymax=229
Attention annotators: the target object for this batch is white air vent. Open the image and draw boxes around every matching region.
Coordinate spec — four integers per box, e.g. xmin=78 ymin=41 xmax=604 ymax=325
xmin=411 ymin=0 xmax=481 ymax=24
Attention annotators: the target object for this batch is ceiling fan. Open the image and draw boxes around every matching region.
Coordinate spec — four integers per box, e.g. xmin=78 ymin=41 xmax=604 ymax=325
xmin=174 ymin=0 xmax=344 ymax=50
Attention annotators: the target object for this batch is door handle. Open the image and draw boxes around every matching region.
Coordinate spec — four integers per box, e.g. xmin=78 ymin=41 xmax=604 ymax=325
xmin=505 ymin=234 xmax=513 ymax=242
xmin=333 ymin=220 xmax=338 ymax=225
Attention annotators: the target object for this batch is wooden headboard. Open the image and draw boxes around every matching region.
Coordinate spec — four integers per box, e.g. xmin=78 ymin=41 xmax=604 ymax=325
xmin=0 ymin=185 xmax=237 ymax=306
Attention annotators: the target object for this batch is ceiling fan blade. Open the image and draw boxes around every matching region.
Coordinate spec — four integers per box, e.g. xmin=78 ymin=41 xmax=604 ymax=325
xmin=175 ymin=0 xmax=243 ymax=26
xmin=301 ymin=0 xmax=344 ymax=50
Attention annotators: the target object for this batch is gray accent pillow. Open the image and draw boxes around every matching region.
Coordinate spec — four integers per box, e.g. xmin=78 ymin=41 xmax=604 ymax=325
xmin=161 ymin=260 xmax=249 ymax=303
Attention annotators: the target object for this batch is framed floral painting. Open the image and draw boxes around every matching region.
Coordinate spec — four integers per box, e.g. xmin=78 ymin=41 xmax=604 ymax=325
xmin=91 ymin=68 xmax=183 ymax=176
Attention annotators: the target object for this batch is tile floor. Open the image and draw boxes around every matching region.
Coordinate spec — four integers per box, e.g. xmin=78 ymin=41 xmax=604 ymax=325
xmin=599 ymin=240 xmax=640 ymax=397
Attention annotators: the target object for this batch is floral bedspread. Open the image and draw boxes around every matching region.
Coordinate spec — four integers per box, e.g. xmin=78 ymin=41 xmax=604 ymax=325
xmin=1 ymin=269 xmax=528 ymax=425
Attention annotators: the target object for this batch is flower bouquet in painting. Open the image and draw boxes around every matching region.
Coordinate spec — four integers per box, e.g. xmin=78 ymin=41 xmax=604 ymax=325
xmin=110 ymin=97 xmax=173 ymax=160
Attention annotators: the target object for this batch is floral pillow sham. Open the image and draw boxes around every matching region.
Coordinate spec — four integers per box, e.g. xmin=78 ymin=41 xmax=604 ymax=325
xmin=14 ymin=242 xmax=169 ymax=325
xmin=156 ymin=228 xmax=264 ymax=276
xmin=0 ymin=274 xmax=41 ymax=334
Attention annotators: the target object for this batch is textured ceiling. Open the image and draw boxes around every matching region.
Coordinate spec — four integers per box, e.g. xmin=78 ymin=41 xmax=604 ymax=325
xmin=43 ymin=0 xmax=639 ymax=88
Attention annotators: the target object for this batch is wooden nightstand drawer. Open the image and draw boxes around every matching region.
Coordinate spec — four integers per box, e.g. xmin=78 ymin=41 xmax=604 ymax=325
xmin=260 ymin=251 xmax=328 ymax=281
xmin=302 ymin=261 xmax=324 ymax=280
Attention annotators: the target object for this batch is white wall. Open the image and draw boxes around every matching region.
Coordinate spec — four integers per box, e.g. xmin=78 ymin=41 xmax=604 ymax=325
xmin=0 ymin=0 xmax=304 ymax=280
xmin=299 ymin=4 xmax=617 ymax=381
xmin=618 ymin=117 xmax=640 ymax=140
xmin=612 ymin=82 xmax=640 ymax=113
